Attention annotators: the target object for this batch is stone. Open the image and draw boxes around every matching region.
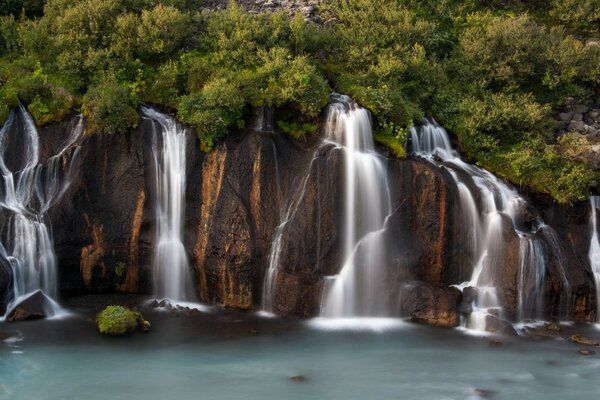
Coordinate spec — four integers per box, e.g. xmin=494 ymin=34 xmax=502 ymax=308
xmin=568 ymin=334 xmax=599 ymax=346
xmin=545 ymin=322 xmax=560 ymax=331
xmin=485 ymin=315 xmax=517 ymax=336
xmin=5 ymin=290 xmax=54 ymax=322
xmin=559 ymin=111 xmax=574 ymax=122
xmin=488 ymin=339 xmax=502 ymax=347
xmin=289 ymin=375 xmax=307 ymax=383
xmin=462 ymin=287 xmax=478 ymax=303
xmin=399 ymin=283 xmax=462 ymax=328
xmin=578 ymin=349 xmax=596 ymax=356
xmin=568 ymin=120 xmax=586 ymax=133
xmin=573 ymin=113 xmax=584 ymax=122
xmin=142 ymin=320 xmax=151 ymax=332
xmin=573 ymin=105 xmax=590 ymax=114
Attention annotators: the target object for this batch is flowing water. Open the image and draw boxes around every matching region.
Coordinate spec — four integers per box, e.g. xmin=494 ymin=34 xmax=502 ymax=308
xmin=410 ymin=120 xmax=571 ymax=329
xmin=589 ymin=196 xmax=600 ymax=321
xmin=320 ymin=95 xmax=392 ymax=317
xmin=0 ymin=106 xmax=82 ymax=316
xmin=141 ymin=107 xmax=194 ymax=303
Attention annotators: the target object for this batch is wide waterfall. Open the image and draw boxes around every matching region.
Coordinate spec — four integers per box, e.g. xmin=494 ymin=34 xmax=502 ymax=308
xmin=0 ymin=105 xmax=83 ymax=316
xmin=142 ymin=107 xmax=195 ymax=303
xmin=589 ymin=196 xmax=600 ymax=321
xmin=320 ymin=95 xmax=392 ymax=317
xmin=410 ymin=120 xmax=571 ymax=329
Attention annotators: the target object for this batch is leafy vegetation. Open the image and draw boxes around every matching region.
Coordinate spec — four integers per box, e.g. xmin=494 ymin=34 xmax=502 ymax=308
xmin=96 ymin=305 xmax=145 ymax=335
xmin=0 ymin=0 xmax=598 ymax=203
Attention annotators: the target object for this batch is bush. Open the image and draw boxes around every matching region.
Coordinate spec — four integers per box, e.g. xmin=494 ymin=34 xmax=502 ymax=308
xmin=177 ymin=77 xmax=245 ymax=151
xmin=82 ymin=78 xmax=138 ymax=135
xmin=96 ymin=305 xmax=144 ymax=335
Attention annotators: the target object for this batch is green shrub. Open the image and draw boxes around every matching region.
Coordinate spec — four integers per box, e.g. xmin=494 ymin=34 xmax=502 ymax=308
xmin=276 ymin=120 xmax=317 ymax=141
xmin=177 ymin=77 xmax=245 ymax=151
xmin=96 ymin=305 xmax=143 ymax=335
xmin=82 ymin=78 xmax=138 ymax=135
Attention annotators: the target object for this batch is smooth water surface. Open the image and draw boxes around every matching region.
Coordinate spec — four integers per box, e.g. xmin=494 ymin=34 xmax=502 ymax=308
xmin=1 ymin=309 xmax=599 ymax=400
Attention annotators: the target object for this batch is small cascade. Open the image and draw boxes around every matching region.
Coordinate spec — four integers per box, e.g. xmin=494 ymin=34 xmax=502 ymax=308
xmin=255 ymin=107 xmax=275 ymax=133
xmin=141 ymin=107 xmax=195 ymax=303
xmin=589 ymin=196 xmax=600 ymax=321
xmin=320 ymin=94 xmax=392 ymax=317
xmin=410 ymin=120 xmax=571 ymax=329
xmin=0 ymin=106 xmax=83 ymax=316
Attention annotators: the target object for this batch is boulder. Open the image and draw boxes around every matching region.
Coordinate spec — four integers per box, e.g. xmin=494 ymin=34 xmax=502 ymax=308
xmin=5 ymin=290 xmax=55 ymax=322
xmin=568 ymin=334 xmax=599 ymax=347
xmin=485 ymin=315 xmax=517 ymax=336
xmin=399 ymin=283 xmax=462 ymax=328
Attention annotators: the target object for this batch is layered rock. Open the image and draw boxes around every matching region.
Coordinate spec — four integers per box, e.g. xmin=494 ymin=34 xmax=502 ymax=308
xmin=0 ymin=108 xmax=592 ymax=328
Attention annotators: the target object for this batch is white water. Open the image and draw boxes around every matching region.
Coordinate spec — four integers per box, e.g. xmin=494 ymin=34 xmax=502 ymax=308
xmin=410 ymin=120 xmax=571 ymax=329
xmin=0 ymin=106 xmax=83 ymax=316
xmin=589 ymin=196 xmax=600 ymax=321
xmin=142 ymin=107 xmax=194 ymax=303
xmin=320 ymin=94 xmax=392 ymax=317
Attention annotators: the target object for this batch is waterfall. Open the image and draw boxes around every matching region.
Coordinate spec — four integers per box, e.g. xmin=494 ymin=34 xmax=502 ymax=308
xmin=255 ymin=107 xmax=275 ymax=133
xmin=410 ymin=120 xmax=571 ymax=329
xmin=320 ymin=94 xmax=392 ymax=317
xmin=0 ymin=106 xmax=83 ymax=316
xmin=141 ymin=107 xmax=195 ymax=303
xmin=589 ymin=196 xmax=600 ymax=321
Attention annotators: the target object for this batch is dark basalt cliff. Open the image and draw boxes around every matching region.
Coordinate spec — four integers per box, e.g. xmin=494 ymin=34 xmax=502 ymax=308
xmin=2 ymin=111 xmax=596 ymax=326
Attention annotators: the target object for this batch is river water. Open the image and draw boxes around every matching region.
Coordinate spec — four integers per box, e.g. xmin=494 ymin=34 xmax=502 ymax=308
xmin=1 ymin=298 xmax=599 ymax=400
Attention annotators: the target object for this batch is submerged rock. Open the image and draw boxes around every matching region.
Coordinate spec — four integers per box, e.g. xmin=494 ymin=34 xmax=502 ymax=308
xmin=399 ymin=283 xmax=462 ymax=328
xmin=568 ymin=334 xmax=599 ymax=347
xmin=5 ymin=290 xmax=55 ymax=322
xmin=289 ymin=375 xmax=307 ymax=383
xmin=474 ymin=388 xmax=497 ymax=398
xmin=578 ymin=349 xmax=596 ymax=356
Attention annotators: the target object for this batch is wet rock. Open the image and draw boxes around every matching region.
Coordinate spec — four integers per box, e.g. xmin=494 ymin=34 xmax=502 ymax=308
xmin=462 ymin=287 xmax=478 ymax=303
xmin=399 ymin=283 xmax=462 ymax=328
xmin=568 ymin=334 xmax=599 ymax=346
xmin=485 ymin=315 xmax=517 ymax=336
xmin=573 ymin=105 xmax=590 ymax=114
xmin=545 ymin=322 xmax=560 ymax=331
xmin=488 ymin=339 xmax=503 ymax=347
xmin=0 ymin=257 xmax=12 ymax=315
xmin=141 ymin=320 xmax=151 ymax=332
xmin=578 ymin=349 xmax=596 ymax=356
xmin=5 ymin=290 xmax=55 ymax=322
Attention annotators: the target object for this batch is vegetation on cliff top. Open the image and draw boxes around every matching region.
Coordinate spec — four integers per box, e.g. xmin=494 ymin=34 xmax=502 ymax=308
xmin=0 ymin=0 xmax=599 ymax=203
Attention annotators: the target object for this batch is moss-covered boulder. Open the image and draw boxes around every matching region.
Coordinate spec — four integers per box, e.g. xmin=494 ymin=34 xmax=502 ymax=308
xmin=96 ymin=305 xmax=149 ymax=335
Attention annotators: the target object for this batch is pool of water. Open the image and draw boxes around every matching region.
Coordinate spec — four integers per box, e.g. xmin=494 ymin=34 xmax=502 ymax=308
xmin=1 ymin=301 xmax=599 ymax=400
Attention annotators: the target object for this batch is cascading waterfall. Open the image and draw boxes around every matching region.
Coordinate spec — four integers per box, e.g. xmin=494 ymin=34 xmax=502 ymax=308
xmin=410 ymin=120 xmax=571 ymax=329
xmin=262 ymin=94 xmax=392 ymax=317
xmin=0 ymin=105 xmax=83 ymax=316
xmin=142 ymin=107 xmax=195 ymax=303
xmin=320 ymin=95 xmax=392 ymax=318
xmin=589 ymin=196 xmax=600 ymax=321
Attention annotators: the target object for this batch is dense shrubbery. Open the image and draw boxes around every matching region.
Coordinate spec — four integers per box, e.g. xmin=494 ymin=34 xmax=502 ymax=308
xmin=0 ymin=0 xmax=598 ymax=202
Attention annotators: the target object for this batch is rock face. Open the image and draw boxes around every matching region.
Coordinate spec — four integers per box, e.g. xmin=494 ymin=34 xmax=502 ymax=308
xmin=0 ymin=107 xmax=595 ymax=328
xmin=0 ymin=257 xmax=12 ymax=316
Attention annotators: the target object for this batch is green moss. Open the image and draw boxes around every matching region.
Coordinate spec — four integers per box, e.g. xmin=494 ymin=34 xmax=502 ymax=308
xmin=96 ymin=305 xmax=144 ymax=335
xmin=114 ymin=262 xmax=126 ymax=279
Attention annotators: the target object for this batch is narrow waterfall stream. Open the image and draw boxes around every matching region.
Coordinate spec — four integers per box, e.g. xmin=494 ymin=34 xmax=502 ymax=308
xmin=0 ymin=106 xmax=83 ymax=316
xmin=410 ymin=120 xmax=572 ymax=330
xmin=141 ymin=107 xmax=195 ymax=304
xmin=320 ymin=95 xmax=392 ymax=317
xmin=589 ymin=196 xmax=600 ymax=321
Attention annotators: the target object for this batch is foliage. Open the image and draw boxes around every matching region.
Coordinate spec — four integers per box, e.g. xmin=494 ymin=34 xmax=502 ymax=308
xmin=82 ymin=77 xmax=138 ymax=135
xmin=276 ymin=120 xmax=318 ymax=141
xmin=96 ymin=305 xmax=142 ymax=335
xmin=0 ymin=0 xmax=598 ymax=202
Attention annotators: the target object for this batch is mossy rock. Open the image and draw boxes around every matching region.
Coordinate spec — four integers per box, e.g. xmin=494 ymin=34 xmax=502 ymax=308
xmin=96 ymin=305 xmax=149 ymax=336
